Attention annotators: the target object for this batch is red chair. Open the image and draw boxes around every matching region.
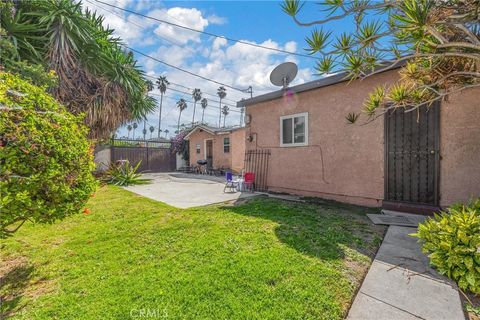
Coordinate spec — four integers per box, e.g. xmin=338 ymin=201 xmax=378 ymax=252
xmin=243 ymin=172 xmax=255 ymax=192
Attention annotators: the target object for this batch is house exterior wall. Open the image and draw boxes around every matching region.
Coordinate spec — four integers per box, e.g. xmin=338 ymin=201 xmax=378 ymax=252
xmin=439 ymin=89 xmax=480 ymax=206
xmin=245 ymin=70 xmax=480 ymax=208
xmin=230 ymin=128 xmax=246 ymax=173
xmin=187 ymin=128 xmax=246 ymax=172
xmin=246 ymin=71 xmax=398 ymax=207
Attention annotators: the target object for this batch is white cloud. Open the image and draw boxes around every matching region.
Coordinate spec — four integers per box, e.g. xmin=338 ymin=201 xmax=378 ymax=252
xmin=206 ymin=14 xmax=227 ymax=25
xmin=152 ymin=7 xmax=209 ymax=45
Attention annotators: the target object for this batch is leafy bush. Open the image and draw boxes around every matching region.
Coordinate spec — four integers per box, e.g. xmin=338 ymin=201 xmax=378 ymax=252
xmin=104 ymin=161 xmax=150 ymax=186
xmin=413 ymin=199 xmax=480 ymax=294
xmin=0 ymin=72 xmax=97 ymax=238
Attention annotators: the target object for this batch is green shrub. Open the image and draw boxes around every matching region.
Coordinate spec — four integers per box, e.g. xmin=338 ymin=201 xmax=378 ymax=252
xmin=0 ymin=72 xmax=97 ymax=238
xmin=104 ymin=161 xmax=150 ymax=186
xmin=413 ymin=199 xmax=480 ymax=294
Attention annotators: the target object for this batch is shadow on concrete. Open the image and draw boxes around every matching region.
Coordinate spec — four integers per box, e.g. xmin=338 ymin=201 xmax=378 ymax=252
xmin=224 ymin=197 xmax=386 ymax=261
xmin=373 ymin=225 xmax=451 ymax=283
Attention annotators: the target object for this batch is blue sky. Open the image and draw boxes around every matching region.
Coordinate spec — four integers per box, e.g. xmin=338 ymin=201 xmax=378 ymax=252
xmin=84 ymin=0 xmax=357 ymax=138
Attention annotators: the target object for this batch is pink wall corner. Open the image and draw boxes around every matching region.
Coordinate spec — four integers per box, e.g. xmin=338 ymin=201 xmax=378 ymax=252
xmin=439 ymin=88 xmax=480 ymax=207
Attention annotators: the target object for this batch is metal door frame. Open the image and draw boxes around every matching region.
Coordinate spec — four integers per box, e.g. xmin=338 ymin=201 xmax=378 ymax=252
xmin=383 ymin=101 xmax=441 ymax=207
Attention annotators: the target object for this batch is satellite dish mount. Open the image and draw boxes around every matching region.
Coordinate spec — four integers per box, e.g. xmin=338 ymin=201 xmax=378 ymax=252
xmin=270 ymin=62 xmax=298 ymax=90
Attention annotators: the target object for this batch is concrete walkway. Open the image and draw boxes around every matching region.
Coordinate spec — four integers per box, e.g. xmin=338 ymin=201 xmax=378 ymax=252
xmin=347 ymin=225 xmax=465 ymax=320
xmin=124 ymin=172 xmax=257 ymax=208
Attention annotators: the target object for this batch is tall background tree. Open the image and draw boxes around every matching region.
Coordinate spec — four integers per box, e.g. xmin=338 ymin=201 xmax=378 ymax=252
xmin=200 ymin=98 xmax=208 ymax=123
xmin=192 ymin=88 xmax=202 ymax=126
xmin=132 ymin=122 xmax=138 ymax=139
xmin=127 ymin=124 xmax=133 ymax=139
xmin=164 ymin=129 xmax=169 ymax=138
xmin=176 ymin=99 xmax=187 ymax=131
xmin=217 ymin=86 xmax=227 ymax=127
xmin=282 ymin=0 xmax=480 ymax=122
xmin=222 ymin=105 xmax=230 ymax=127
xmin=149 ymin=125 xmax=155 ymax=139
xmin=144 ymin=80 xmax=154 ymax=140
xmin=156 ymin=76 xmax=169 ymax=137
xmin=0 ymin=0 xmax=156 ymax=139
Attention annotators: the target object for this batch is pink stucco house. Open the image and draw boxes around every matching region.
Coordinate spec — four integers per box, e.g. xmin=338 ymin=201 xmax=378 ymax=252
xmin=238 ymin=69 xmax=480 ymax=213
xmin=185 ymin=125 xmax=246 ymax=173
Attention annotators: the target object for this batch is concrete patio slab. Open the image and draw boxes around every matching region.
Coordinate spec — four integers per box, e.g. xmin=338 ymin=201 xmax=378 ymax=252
xmin=124 ymin=172 xmax=257 ymax=208
xmin=347 ymin=225 xmax=465 ymax=320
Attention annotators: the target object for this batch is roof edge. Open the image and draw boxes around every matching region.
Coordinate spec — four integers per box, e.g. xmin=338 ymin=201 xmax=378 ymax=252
xmin=237 ymin=62 xmax=406 ymax=108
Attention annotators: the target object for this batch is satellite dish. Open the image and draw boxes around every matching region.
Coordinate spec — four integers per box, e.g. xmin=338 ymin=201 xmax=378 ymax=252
xmin=270 ymin=62 xmax=298 ymax=89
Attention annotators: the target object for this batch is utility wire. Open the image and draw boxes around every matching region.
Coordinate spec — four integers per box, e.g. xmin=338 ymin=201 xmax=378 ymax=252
xmin=143 ymin=74 xmax=239 ymax=104
xmin=88 ymin=0 xmax=255 ymax=98
xmin=152 ymin=93 xmax=242 ymax=113
xmin=95 ymin=0 xmax=318 ymax=60
xmin=127 ymin=46 xmax=250 ymax=93
xmin=86 ymin=0 xmax=198 ymax=55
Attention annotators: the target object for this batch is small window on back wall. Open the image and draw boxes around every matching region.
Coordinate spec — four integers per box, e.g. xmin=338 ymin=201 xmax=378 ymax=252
xmin=196 ymin=144 xmax=201 ymax=154
xmin=280 ymin=112 xmax=308 ymax=147
xmin=223 ymin=137 xmax=230 ymax=153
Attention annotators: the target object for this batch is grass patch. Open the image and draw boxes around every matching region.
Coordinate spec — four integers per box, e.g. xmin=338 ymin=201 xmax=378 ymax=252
xmin=1 ymin=186 xmax=385 ymax=319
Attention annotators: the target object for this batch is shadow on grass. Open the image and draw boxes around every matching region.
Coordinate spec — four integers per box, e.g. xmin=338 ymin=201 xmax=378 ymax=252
xmin=0 ymin=261 xmax=34 ymax=318
xmin=225 ymin=196 xmax=386 ymax=261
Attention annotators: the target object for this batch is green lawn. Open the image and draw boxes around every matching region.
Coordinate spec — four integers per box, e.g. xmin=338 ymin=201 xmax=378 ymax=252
xmin=1 ymin=186 xmax=385 ymax=319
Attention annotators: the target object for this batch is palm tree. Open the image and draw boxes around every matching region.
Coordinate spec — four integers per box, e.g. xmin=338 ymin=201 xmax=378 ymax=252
xmin=176 ymin=99 xmax=188 ymax=131
xmin=164 ymin=129 xmax=169 ymax=138
xmin=191 ymin=88 xmax=202 ymax=126
xmin=200 ymin=98 xmax=208 ymax=124
xmin=149 ymin=126 xmax=155 ymax=139
xmin=222 ymin=105 xmax=230 ymax=127
xmin=156 ymin=76 xmax=169 ymax=137
xmin=127 ymin=124 xmax=133 ymax=139
xmin=132 ymin=122 xmax=138 ymax=139
xmin=142 ymin=128 xmax=147 ymax=140
xmin=217 ymin=86 xmax=227 ymax=127
xmin=0 ymin=1 xmax=156 ymax=139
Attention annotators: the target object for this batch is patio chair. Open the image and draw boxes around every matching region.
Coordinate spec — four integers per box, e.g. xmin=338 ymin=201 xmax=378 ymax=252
xmin=244 ymin=172 xmax=255 ymax=192
xmin=223 ymin=171 xmax=239 ymax=193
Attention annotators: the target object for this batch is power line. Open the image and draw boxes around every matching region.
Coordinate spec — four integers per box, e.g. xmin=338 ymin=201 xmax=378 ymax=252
xmin=86 ymin=0 xmax=198 ymax=55
xmin=143 ymin=74 xmax=239 ymax=104
xmin=88 ymin=0 xmax=255 ymax=98
xmin=128 ymin=46 xmax=250 ymax=93
xmin=95 ymin=0 xmax=318 ymax=60
xmin=152 ymin=93 xmax=242 ymax=113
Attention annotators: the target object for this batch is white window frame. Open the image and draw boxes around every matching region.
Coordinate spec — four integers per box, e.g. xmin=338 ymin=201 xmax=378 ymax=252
xmin=223 ymin=137 xmax=230 ymax=153
xmin=279 ymin=112 xmax=309 ymax=147
xmin=196 ymin=144 xmax=201 ymax=154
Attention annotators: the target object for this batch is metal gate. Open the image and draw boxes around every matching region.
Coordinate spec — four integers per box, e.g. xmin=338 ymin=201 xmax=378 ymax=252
xmin=111 ymin=139 xmax=176 ymax=172
xmin=244 ymin=149 xmax=271 ymax=192
xmin=385 ymin=102 xmax=440 ymax=206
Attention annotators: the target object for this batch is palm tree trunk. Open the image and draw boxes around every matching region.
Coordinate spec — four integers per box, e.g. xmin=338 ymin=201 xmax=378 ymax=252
xmin=133 ymin=129 xmax=135 ymax=140
xmin=202 ymin=109 xmax=205 ymax=123
xmin=223 ymin=115 xmax=226 ymax=127
xmin=218 ymin=99 xmax=222 ymax=127
xmin=143 ymin=120 xmax=146 ymax=140
xmin=192 ymin=102 xmax=196 ymax=126
xmin=177 ymin=111 xmax=182 ymax=131
xmin=158 ymin=94 xmax=163 ymax=138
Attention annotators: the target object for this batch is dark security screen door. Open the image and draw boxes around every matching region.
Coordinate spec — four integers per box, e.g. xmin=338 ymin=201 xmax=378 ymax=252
xmin=385 ymin=103 xmax=440 ymax=206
